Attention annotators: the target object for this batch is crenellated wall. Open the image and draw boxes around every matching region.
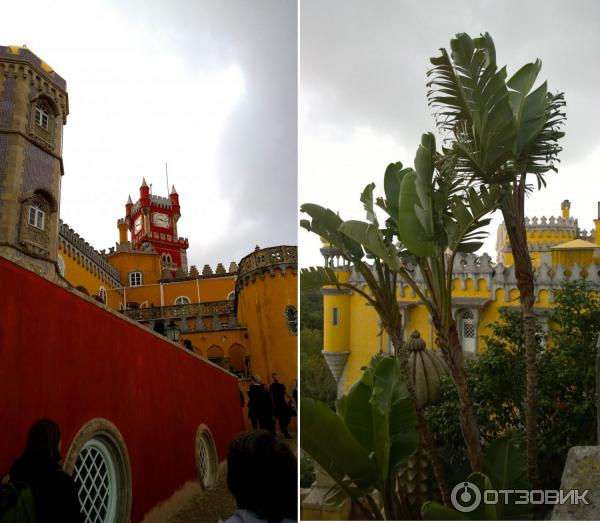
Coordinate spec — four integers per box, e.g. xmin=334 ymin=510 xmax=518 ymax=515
xmin=323 ymin=251 xmax=600 ymax=394
xmin=236 ymin=246 xmax=298 ymax=389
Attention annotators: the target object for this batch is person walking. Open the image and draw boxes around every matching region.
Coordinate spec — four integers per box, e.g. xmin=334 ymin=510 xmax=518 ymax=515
xmin=247 ymin=375 xmax=262 ymax=429
xmin=269 ymin=373 xmax=291 ymax=438
xmin=5 ymin=419 xmax=82 ymax=522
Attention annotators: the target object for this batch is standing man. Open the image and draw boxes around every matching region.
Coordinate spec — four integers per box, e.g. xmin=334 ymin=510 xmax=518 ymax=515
xmin=269 ymin=373 xmax=292 ymax=438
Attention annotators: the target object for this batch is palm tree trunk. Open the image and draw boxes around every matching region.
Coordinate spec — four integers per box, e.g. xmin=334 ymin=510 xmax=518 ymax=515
xmin=503 ymin=205 xmax=538 ymax=487
xmin=444 ymin=325 xmax=484 ymax=472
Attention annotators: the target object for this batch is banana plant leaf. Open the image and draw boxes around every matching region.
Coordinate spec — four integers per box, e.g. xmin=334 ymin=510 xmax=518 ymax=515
xmin=336 ymin=357 xmax=418 ymax=482
xmin=422 ymin=472 xmax=496 ymax=520
xmin=483 ymin=435 xmax=531 ymax=519
xmin=300 ymin=398 xmax=378 ymax=490
xmin=338 ymin=220 xmax=401 ymax=271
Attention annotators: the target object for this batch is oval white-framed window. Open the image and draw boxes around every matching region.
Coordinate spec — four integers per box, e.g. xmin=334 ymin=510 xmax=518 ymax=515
xmin=195 ymin=424 xmax=218 ymax=490
xmin=73 ymin=438 xmax=118 ymax=522
xmin=64 ymin=418 xmax=132 ymax=523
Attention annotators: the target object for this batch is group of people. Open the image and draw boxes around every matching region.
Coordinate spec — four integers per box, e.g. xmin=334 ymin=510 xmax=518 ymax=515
xmin=1 ymin=419 xmax=297 ymax=522
xmin=246 ymin=373 xmax=296 ymax=438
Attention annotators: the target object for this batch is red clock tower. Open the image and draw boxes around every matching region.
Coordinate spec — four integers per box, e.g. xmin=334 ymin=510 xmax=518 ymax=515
xmin=124 ymin=179 xmax=189 ymax=273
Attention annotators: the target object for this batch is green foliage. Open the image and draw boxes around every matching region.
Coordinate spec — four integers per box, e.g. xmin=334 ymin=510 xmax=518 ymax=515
xmin=422 ymin=436 xmax=531 ymax=520
xmin=427 ymin=32 xmax=565 ymax=185
xmin=299 ymin=279 xmax=336 ymax=407
xmin=300 ymin=327 xmax=337 ymax=408
xmin=301 ymin=356 xmax=419 ymax=520
xmin=300 ymin=452 xmax=316 ymax=489
xmin=426 ymin=282 xmax=599 ymax=492
xmin=300 ymin=286 xmax=323 ymax=331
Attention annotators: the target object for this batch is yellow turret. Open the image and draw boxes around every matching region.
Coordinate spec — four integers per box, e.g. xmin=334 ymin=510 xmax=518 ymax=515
xmin=322 ymin=269 xmax=352 ymax=394
xmin=594 ymin=202 xmax=600 ymax=246
xmin=117 ymin=219 xmax=129 ymax=245
xmin=561 ymin=199 xmax=571 ymax=218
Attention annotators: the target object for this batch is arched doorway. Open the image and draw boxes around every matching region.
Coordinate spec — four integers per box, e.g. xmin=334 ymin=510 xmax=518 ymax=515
xmin=207 ymin=345 xmax=225 ymax=367
xmin=228 ymin=344 xmax=246 ymax=376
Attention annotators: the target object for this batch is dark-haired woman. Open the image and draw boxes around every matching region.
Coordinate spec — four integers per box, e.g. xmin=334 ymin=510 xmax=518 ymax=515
xmin=220 ymin=430 xmax=297 ymax=523
xmin=8 ymin=419 xmax=82 ymax=522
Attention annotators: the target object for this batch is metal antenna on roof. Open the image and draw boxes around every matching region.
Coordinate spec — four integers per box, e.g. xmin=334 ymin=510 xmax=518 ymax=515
xmin=165 ymin=162 xmax=169 ymax=196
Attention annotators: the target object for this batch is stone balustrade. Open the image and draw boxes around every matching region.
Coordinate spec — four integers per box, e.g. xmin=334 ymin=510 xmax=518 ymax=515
xmin=237 ymin=245 xmax=297 ymax=287
xmin=124 ymin=299 xmax=233 ymax=321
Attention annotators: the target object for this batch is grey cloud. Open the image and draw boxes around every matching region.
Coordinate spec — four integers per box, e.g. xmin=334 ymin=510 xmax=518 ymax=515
xmin=114 ymin=0 xmax=297 ymax=266
xmin=301 ymin=0 xmax=600 ymax=164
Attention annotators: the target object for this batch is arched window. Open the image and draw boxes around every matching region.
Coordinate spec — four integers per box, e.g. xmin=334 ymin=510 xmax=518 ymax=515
xmin=30 ymin=99 xmax=56 ymax=147
xmin=19 ymin=191 xmax=53 ymax=255
xmin=128 ymin=272 xmax=142 ymax=287
xmin=285 ymin=304 xmax=298 ymax=335
xmin=65 ymin=419 xmax=132 ymax=523
xmin=34 ymin=102 xmax=50 ymax=130
xmin=460 ymin=310 xmax=476 ymax=353
xmin=226 ymin=291 xmax=235 ymax=301
xmin=195 ymin=425 xmax=217 ymax=490
xmin=175 ymin=296 xmax=191 ymax=305
xmin=57 ymin=254 xmax=66 ymax=277
xmin=28 ymin=203 xmax=45 ymax=230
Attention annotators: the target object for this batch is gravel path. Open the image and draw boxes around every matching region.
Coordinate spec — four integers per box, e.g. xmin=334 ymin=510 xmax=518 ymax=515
xmin=142 ymin=435 xmax=298 ymax=523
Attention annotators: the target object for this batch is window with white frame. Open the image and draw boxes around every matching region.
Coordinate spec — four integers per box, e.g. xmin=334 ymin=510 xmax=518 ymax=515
xmin=128 ymin=272 xmax=142 ymax=287
xmin=28 ymin=204 xmax=45 ymax=230
xmin=196 ymin=426 xmax=217 ymax=490
xmin=174 ymin=296 xmax=191 ymax=305
xmin=461 ymin=310 xmax=477 ymax=353
xmin=57 ymin=254 xmax=66 ymax=277
xmin=73 ymin=438 xmax=118 ymax=523
xmin=34 ymin=102 xmax=50 ymax=130
xmin=462 ymin=310 xmax=475 ymax=338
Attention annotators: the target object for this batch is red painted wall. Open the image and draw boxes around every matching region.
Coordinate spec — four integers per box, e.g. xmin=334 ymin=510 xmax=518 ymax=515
xmin=0 ymin=257 xmax=245 ymax=522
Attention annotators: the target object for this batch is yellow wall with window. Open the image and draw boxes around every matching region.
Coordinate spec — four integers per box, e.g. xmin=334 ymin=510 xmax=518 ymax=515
xmin=236 ymin=268 xmax=297 ymax=391
xmin=58 ymin=243 xmax=116 ymax=302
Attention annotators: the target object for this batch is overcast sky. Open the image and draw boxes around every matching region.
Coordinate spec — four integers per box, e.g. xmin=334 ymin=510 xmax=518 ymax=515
xmin=2 ymin=0 xmax=297 ymax=268
xmin=300 ymin=0 xmax=600 ymax=267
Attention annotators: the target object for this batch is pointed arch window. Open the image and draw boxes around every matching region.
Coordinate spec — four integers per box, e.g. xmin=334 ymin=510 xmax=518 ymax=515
xmin=460 ymin=310 xmax=477 ymax=353
xmin=34 ymin=102 xmax=50 ymax=130
xmin=28 ymin=203 xmax=45 ymax=230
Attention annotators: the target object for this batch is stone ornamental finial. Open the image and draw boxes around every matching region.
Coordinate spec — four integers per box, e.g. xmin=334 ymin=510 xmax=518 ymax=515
xmin=141 ymin=177 xmax=148 ymax=188
xmin=406 ymin=330 xmax=426 ymax=351
xmin=127 ymin=195 xmax=132 ymax=205
xmin=170 ymin=185 xmax=177 ymax=195
xmin=406 ymin=330 xmax=448 ymax=408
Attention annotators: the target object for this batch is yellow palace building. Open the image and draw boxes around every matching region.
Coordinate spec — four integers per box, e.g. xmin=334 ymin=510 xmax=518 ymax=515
xmin=54 ymin=179 xmax=298 ymax=391
xmin=320 ymin=200 xmax=600 ymax=395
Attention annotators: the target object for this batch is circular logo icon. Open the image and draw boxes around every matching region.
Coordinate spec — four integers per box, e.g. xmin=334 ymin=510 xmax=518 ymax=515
xmin=451 ymin=481 xmax=481 ymax=513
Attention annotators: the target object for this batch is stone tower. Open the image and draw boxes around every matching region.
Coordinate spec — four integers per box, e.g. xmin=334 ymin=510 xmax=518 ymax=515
xmin=0 ymin=45 xmax=69 ymax=278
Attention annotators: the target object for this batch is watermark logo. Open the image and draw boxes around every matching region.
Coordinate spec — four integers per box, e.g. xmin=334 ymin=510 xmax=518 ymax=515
xmin=450 ymin=482 xmax=590 ymax=513
xmin=451 ymin=482 xmax=481 ymax=513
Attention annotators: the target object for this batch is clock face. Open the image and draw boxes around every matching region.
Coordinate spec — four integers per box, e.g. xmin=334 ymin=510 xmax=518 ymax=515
xmin=152 ymin=212 xmax=169 ymax=228
xmin=134 ymin=216 xmax=143 ymax=233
